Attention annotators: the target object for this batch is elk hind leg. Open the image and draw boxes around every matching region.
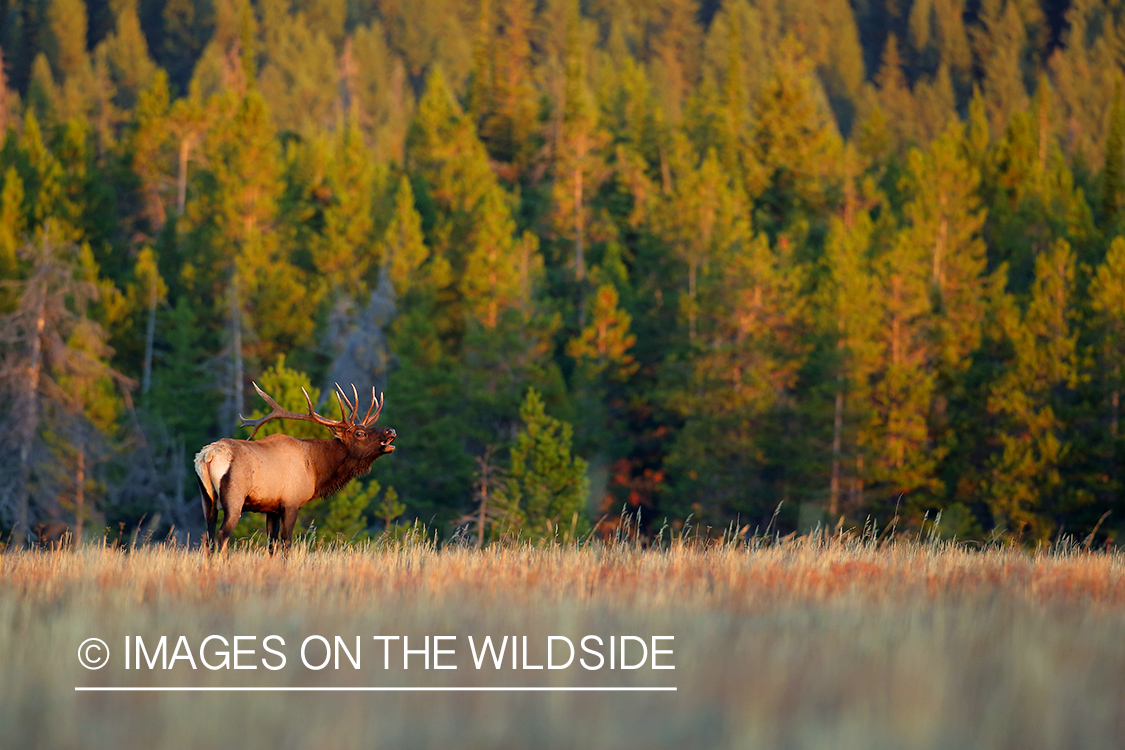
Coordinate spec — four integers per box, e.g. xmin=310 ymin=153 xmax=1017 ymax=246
xmin=216 ymin=474 xmax=246 ymax=556
xmin=195 ymin=443 xmax=231 ymax=554
xmin=196 ymin=477 xmax=219 ymax=553
xmin=279 ymin=506 xmax=300 ymax=554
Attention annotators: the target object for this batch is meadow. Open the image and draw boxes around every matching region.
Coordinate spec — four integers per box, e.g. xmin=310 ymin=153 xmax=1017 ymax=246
xmin=2 ymin=536 xmax=1123 ymax=749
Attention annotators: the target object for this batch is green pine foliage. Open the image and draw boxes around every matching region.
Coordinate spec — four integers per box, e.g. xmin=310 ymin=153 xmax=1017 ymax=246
xmin=495 ymin=388 xmax=589 ymax=541
xmin=2 ymin=0 xmax=1125 ymax=545
xmin=984 ymin=240 xmax=1081 ymax=540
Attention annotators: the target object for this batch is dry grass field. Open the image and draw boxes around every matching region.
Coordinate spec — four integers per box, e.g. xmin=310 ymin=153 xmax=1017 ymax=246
xmin=2 ymin=536 xmax=1123 ymax=749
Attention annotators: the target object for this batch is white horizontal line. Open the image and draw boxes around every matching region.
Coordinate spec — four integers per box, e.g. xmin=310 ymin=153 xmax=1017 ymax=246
xmin=76 ymin=686 xmax=677 ymax=692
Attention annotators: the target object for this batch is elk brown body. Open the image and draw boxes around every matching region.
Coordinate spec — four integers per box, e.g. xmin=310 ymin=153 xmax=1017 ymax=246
xmin=194 ymin=383 xmax=396 ymax=554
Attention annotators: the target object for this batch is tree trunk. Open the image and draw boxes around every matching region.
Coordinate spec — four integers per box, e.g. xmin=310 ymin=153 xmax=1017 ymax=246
xmin=16 ymin=283 xmax=46 ymax=543
xmin=520 ymin=237 xmax=530 ymax=321
xmin=574 ymin=135 xmax=586 ymax=327
xmin=477 ymin=478 xmax=488 ymax=550
xmin=177 ymin=137 xmax=191 ymax=216
xmin=829 ymin=379 xmax=843 ymax=517
xmin=891 ymin=274 xmax=902 ymax=368
xmin=230 ymin=273 xmax=244 ymax=425
xmin=684 ymin=259 xmax=693 ymax=344
xmin=934 ymin=193 xmax=947 ymax=293
xmin=74 ymin=442 xmax=85 ymax=543
xmin=1113 ymin=364 xmax=1120 ymax=440
xmin=142 ymin=277 xmax=157 ymax=398
xmin=172 ymin=435 xmax=186 ymax=537
xmin=1038 ymin=89 xmax=1048 ymax=177
xmin=855 ymin=454 xmax=865 ymax=508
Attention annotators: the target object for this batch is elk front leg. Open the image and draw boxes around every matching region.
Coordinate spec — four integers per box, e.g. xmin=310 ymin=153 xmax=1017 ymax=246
xmin=266 ymin=512 xmax=280 ymax=555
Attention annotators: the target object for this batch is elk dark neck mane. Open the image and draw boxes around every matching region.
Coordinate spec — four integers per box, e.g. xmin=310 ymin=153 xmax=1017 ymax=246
xmin=310 ymin=438 xmax=380 ymax=499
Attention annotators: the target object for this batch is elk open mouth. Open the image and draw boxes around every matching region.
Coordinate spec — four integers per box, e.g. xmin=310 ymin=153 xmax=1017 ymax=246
xmin=382 ymin=434 xmax=396 ymax=452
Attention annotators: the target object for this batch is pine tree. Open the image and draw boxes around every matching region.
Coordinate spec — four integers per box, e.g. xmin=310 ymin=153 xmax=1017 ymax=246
xmin=39 ymin=0 xmax=100 ymax=124
xmin=460 ymin=185 xmax=533 ymax=330
xmin=972 ymin=0 xmax=1030 ymax=136
xmin=1047 ymin=0 xmax=1115 ymax=166
xmin=375 ymin=485 xmax=405 ymax=531
xmin=302 ymin=0 xmax=346 ymax=50
xmin=985 ymin=239 xmax=1079 ymax=539
xmin=129 ymin=70 xmax=174 ymax=233
xmin=190 ymin=90 xmax=309 ymax=427
xmin=702 ymin=0 xmax=766 ymax=102
xmin=407 ymin=66 xmax=494 ymax=222
xmin=466 ymin=0 xmax=494 ymax=130
xmin=913 ymin=65 xmax=958 ymax=146
xmin=17 ymin=111 xmax=70 ymax=236
xmin=751 ymin=35 xmax=842 ymax=238
xmin=862 ymin=195 xmax=940 ymax=505
xmin=567 ymin=283 xmax=638 ymax=381
xmin=348 ymin=22 xmax=415 ymax=163
xmin=551 ymin=3 xmax=608 ymax=303
xmin=44 ymin=0 xmax=90 ymax=82
xmin=899 ymin=124 xmax=991 ymax=374
xmin=305 ymin=478 xmax=379 ymax=541
xmin=0 ymin=168 xmax=26 ymax=280
xmin=1102 ymin=81 xmax=1124 ymax=230
xmin=380 ymin=317 xmax=476 ymax=525
xmin=824 ymin=208 xmax=884 ymax=518
xmin=1089 ymin=236 xmax=1125 ymax=513
xmin=645 ymin=0 xmax=702 ymax=124
xmin=380 ymin=175 xmax=429 ymax=298
xmin=378 ymin=0 xmax=474 ymax=92
xmin=311 ymin=117 xmax=378 ymax=300
xmin=496 ymin=388 xmax=589 ymax=539
xmin=148 ymin=297 xmax=216 ymax=455
xmin=666 ymin=231 xmax=810 ymax=525
xmin=776 ymin=0 xmax=866 ymax=125
xmin=482 ymin=0 xmax=538 ymax=172
xmin=127 ymin=246 xmax=168 ymax=399
xmin=874 ymin=34 xmax=917 ymax=153
xmin=100 ymin=0 xmax=157 ymax=111
xmin=659 ymin=143 xmax=747 ymax=343
xmin=257 ymin=7 xmax=339 ymax=136
xmin=599 ymin=56 xmax=666 ymax=225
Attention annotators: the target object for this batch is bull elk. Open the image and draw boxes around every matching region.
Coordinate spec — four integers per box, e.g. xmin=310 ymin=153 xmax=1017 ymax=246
xmin=194 ymin=383 xmax=396 ymax=554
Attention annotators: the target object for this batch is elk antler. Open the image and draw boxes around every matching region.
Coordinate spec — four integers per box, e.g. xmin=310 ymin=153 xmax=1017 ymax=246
xmin=333 ymin=382 xmax=384 ymax=427
xmin=361 ymin=386 xmax=384 ymax=426
xmin=239 ymin=382 xmax=352 ymax=440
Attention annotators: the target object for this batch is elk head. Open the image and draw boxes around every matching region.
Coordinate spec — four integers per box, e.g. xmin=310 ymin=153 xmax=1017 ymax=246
xmin=239 ymin=382 xmax=397 ymax=461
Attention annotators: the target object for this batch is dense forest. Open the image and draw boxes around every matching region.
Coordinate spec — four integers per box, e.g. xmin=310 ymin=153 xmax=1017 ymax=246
xmin=0 ymin=0 xmax=1123 ymax=545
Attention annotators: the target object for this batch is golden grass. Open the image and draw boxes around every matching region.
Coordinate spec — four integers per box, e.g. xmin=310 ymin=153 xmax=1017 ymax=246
xmin=2 ymin=539 xmax=1123 ymax=749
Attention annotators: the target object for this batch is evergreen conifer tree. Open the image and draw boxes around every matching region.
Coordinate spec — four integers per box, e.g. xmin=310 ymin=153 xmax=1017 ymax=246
xmin=496 ymin=388 xmax=589 ymax=539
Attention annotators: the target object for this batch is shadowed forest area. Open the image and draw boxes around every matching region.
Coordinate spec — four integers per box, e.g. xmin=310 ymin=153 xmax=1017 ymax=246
xmin=0 ymin=0 xmax=1123 ymax=545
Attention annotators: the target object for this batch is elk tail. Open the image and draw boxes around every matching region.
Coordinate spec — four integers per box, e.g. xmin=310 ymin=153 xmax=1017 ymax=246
xmin=194 ymin=442 xmax=233 ymax=502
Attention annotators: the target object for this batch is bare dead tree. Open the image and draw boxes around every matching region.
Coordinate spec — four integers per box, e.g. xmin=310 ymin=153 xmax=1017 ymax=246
xmin=0 ymin=227 xmax=130 ymax=542
xmin=322 ymin=270 xmax=396 ymax=409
